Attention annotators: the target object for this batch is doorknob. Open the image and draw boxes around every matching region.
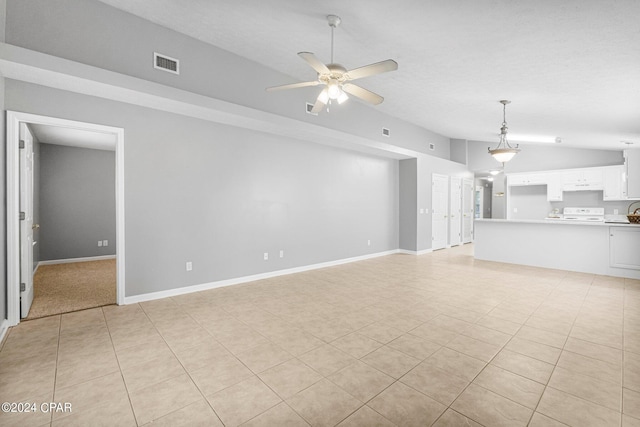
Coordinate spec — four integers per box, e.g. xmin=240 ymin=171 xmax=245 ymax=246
xmin=32 ymin=224 xmax=40 ymax=230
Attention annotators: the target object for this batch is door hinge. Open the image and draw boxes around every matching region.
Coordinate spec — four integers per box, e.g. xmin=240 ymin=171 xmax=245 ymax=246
xmin=19 ymin=139 xmax=25 ymax=149
xmin=20 ymin=283 xmax=26 ymax=292
xmin=19 ymin=212 xmax=25 ymax=220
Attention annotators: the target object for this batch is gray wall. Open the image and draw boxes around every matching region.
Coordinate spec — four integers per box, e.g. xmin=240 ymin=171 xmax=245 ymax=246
xmin=5 ymin=0 xmax=451 ymax=160
xmin=38 ymin=144 xmax=116 ymax=261
xmin=6 ymin=80 xmax=399 ymax=297
xmin=399 ymin=159 xmax=417 ymax=251
xmin=450 ymin=139 xmax=467 ymax=165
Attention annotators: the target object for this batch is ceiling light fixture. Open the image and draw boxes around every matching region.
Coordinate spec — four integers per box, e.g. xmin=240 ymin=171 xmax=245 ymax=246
xmin=488 ymin=100 xmax=520 ymax=164
xmin=266 ymin=15 xmax=397 ymax=114
xmin=489 ymin=170 xmax=501 ymax=176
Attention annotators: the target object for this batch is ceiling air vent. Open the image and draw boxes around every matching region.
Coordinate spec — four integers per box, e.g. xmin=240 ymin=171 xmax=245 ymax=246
xmin=153 ymin=52 xmax=179 ymax=75
xmin=382 ymin=128 xmax=390 ymax=137
xmin=306 ymin=102 xmax=318 ymax=116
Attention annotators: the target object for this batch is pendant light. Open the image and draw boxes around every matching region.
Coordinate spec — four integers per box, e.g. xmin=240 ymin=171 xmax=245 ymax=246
xmin=488 ymin=100 xmax=520 ymax=164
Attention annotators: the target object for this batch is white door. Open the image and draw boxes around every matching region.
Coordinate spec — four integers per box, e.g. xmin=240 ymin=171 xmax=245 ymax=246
xmin=462 ymin=178 xmax=474 ymax=243
xmin=449 ymin=177 xmax=462 ymax=247
xmin=432 ymin=174 xmax=449 ymax=250
xmin=19 ymin=123 xmax=35 ymax=317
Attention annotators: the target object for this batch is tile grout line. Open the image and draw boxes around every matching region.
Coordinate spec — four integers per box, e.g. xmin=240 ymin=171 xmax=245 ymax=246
xmin=437 ymin=273 xmax=559 ymax=427
xmin=526 ymin=275 xmax=617 ymax=426
xmin=50 ymin=315 xmax=62 ymax=426
xmin=137 ymin=300 xmax=228 ymax=426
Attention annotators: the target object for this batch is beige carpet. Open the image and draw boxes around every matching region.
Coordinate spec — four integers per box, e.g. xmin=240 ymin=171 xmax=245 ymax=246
xmin=25 ymin=259 xmax=116 ymax=320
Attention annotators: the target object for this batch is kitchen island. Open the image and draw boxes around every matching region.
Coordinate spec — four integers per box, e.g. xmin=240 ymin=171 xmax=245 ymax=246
xmin=474 ymin=219 xmax=640 ymax=279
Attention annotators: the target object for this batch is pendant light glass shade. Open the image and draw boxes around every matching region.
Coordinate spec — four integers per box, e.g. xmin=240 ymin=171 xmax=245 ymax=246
xmin=488 ymin=100 xmax=520 ymax=164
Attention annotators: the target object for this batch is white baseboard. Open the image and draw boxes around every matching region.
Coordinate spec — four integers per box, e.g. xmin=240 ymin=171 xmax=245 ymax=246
xmin=0 ymin=319 xmax=10 ymax=348
xmin=398 ymin=249 xmax=433 ymax=255
xmin=38 ymin=255 xmax=116 ymax=266
xmin=124 ymin=249 xmax=400 ymax=305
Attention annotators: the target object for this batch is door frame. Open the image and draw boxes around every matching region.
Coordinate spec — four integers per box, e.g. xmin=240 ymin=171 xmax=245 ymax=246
xmin=6 ymin=111 xmax=125 ymax=326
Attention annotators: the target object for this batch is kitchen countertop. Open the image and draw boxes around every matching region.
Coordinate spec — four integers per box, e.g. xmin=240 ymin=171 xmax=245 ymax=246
xmin=475 ymin=218 xmax=640 ymax=227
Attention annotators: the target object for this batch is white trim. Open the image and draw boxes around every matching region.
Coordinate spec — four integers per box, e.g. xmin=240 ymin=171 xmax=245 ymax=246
xmin=6 ymin=111 xmax=125 ymax=326
xmin=0 ymin=319 xmax=9 ymax=347
xmin=125 ymin=250 xmax=399 ymax=305
xmin=397 ymin=249 xmax=433 ymax=255
xmin=38 ymin=255 xmax=117 ymax=266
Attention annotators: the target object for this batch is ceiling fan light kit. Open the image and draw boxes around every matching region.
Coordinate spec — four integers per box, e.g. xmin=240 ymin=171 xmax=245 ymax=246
xmin=266 ymin=15 xmax=398 ymax=114
xmin=488 ymin=100 xmax=520 ymax=164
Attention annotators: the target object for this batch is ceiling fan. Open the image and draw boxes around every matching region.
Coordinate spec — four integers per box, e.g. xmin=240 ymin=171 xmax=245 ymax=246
xmin=266 ymin=15 xmax=398 ymax=113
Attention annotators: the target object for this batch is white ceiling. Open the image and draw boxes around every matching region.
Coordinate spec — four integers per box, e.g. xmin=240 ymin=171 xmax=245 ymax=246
xmin=29 ymin=123 xmax=116 ymax=151
xmin=97 ymin=0 xmax=640 ymax=151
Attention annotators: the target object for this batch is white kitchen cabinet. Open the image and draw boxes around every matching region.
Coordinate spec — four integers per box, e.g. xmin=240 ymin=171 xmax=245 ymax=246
xmin=546 ymin=172 xmax=563 ymax=201
xmin=603 ymin=165 xmax=626 ymax=201
xmin=626 ymin=149 xmax=640 ymax=199
xmin=610 ymin=227 xmax=640 ymax=270
xmin=508 ymin=173 xmax=546 ymax=186
xmin=562 ymin=168 xmax=603 ymax=191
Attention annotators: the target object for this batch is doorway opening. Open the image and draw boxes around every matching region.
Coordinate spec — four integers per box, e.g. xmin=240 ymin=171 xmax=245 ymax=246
xmin=6 ymin=111 xmax=125 ymax=326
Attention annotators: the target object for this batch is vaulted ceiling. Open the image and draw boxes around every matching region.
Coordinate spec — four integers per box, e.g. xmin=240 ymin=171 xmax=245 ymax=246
xmin=98 ymin=0 xmax=640 ymax=151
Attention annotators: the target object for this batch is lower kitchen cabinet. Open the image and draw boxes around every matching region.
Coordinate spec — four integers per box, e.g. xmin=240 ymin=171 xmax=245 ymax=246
xmin=610 ymin=227 xmax=640 ymax=270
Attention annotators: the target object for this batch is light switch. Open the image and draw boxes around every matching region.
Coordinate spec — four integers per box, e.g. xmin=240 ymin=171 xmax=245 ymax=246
xmin=98 ymin=241 xmax=102 ymax=247
xmin=419 ymin=208 xmax=424 ymax=214
xmin=103 ymin=240 xmax=108 ymax=247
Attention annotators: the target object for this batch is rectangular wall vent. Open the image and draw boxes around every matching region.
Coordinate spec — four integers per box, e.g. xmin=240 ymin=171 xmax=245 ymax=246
xmin=382 ymin=128 xmax=390 ymax=137
xmin=306 ymin=102 xmax=318 ymax=115
xmin=429 ymin=143 xmax=435 ymax=150
xmin=154 ymin=52 xmax=179 ymax=74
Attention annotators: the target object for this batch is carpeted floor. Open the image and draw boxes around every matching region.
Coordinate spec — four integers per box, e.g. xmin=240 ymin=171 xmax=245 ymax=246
xmin=26 ymin=259 xmax=116 ymax=320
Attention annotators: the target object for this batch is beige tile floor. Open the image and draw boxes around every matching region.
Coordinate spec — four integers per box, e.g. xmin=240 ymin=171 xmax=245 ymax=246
xmin=1 ymin=244 xmax=639 ymax=426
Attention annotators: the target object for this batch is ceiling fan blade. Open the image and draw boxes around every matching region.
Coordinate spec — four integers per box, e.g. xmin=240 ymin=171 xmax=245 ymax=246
xmin=298 ymin=52 xmax=331 ymax=75
xmin=266 ymin=81 xmax=319 ymax=92
xmin=311 ymin=88 xmax=329 ymax=113
xmin=345 ymin=59 xmax=398 ymax=80
xmin=342 ymin=83 xmax=384 ymax=105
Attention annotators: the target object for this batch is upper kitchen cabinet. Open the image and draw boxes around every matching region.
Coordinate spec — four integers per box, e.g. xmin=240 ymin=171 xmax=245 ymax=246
xmin=562 ymin=168 xmax=604 ymax=191
xmin=603 ymin=165 xmax=627 ymax=201
xmin=546 ymin=172 xmax=563 ymax=201
xmin=508 ymin=173 xmax=546 ymax=186
xmin=626 ymin=149 xmax=640 ymax=199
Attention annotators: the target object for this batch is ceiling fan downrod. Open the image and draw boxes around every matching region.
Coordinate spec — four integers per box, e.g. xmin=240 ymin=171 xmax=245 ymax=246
xmin=327 ymin=15 xmax=341 ymax=64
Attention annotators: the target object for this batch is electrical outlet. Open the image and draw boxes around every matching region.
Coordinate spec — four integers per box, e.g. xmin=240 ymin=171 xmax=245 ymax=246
xmin=614 ymin=209 xmax=619 ymax=214
xmin=264 ymin=253 xmax=268 ymax=261
xmin=98 ymin=240 xmax=103 ymax=247
xmin=103 ymin=240 xmax=108 ymax=247
xmin=186 ymin=261 xmax=192 ymax=271
xmin=279 ymin=250 xmax=284 ymax=258
xmin=513 ymin=208 xmax=518 ymax=213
